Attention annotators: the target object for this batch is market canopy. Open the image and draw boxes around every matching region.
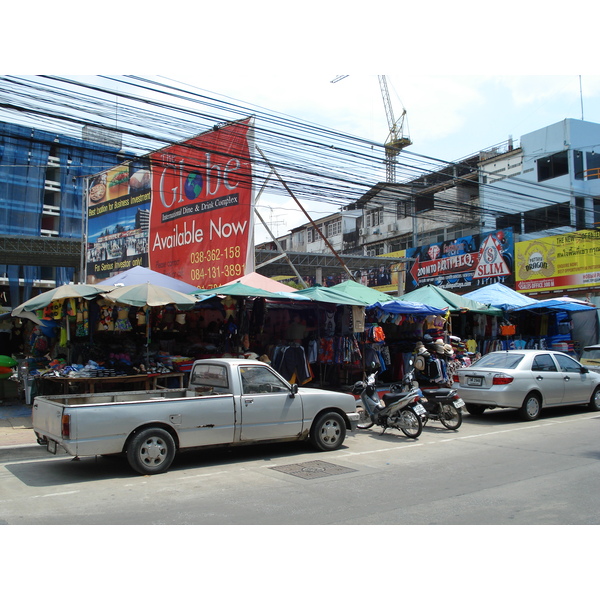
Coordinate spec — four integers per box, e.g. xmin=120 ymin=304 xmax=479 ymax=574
xmin=328 ymin=280 xmax=395 ymax=305
xmin=463 ymin=282 xmax=538 ymax=312
xmin=292 ymin=286 xmax=370 ymax=306
xmin=367 ymin=299 xmax=448 ymax=316
xmin=226 ymin=271 xmax=298 ymax=293
xmin=193 ymin=281 xmax=312 ymax=301
xmin=101 ymin=266 xmax=199 ymax=294
xmin=511 ymin=298 xmax=598 ymax=313
xmin=398 ymin=284 xmax=503 ymax=316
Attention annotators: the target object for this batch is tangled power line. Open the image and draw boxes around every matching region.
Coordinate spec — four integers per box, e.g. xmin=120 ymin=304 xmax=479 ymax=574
xmin=0 ymin=75 xmax=587 ymax=233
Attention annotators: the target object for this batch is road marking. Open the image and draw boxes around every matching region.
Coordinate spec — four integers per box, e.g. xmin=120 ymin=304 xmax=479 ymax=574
xmin=31 ymin=491 xmax=79 ymax=499
xmin=177 ymin=471 xmax=228 ymax=480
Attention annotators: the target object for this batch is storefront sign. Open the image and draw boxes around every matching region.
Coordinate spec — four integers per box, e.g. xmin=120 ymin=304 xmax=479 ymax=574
xmin=85 ymin=118 xmax=255 ymax=288
xmin=515 ymin=229 xmax=600 ymax=292
xmin=404 ymin=228 xmax=514 ymax=293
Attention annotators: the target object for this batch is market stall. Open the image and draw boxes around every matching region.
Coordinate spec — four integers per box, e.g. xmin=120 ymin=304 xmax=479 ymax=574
xmin=509 ymin=297 xmax=599 ymax=357
xmin=398 ymin=284 xmax=503 ymax=357
xmin=10 ymin=278 xmax=201 ymax=401
xmin=465 ymin=283 xmax=599 ymax=357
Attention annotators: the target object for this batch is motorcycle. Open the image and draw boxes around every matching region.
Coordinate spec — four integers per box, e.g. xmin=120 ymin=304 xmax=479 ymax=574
xmin=353 ymin=370 xmax=425 ymax=439
xmin=391 ymin=368 xmax=465 ymax=430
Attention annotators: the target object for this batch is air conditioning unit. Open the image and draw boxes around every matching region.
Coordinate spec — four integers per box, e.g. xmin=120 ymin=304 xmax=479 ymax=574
xmin=358 ymin=228 xmax=366 ymax=236
xmin=387 ymin=223 xmax=399 ymax=233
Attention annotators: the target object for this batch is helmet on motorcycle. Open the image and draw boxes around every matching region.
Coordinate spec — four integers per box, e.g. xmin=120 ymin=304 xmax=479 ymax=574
xmin=352 ymin=381 xmax=366 ymax=394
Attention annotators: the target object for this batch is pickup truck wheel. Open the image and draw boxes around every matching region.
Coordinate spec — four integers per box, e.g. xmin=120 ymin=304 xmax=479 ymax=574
xmin=310 ymin=412 xmax=346 ymax=451
xmin=126 ymin=428 xmax=176 ymax=475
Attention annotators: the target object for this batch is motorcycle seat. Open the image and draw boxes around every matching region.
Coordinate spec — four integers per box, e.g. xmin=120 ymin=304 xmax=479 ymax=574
xmin=381 ymin=391 xmax=410 ymax=406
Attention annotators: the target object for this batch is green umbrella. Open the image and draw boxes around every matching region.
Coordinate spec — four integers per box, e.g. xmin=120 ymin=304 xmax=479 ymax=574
xmin=329 ymin=280 xmax=396 ymax=305
xmin=292 ymin=286 xmax=369 ymax=306
xmin=398 ymin=284 xmax=503 ymax=315
xmin=11 ymin=283 xmax=113 ymax=316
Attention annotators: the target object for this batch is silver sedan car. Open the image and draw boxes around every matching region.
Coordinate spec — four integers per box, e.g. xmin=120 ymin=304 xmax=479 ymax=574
xmin=453 ymin=350 xmax=600 ymax=420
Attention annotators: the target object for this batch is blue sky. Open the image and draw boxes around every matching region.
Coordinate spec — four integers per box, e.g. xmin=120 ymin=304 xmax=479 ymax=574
xmin=4 ymin=4 xmax=599 ymax=242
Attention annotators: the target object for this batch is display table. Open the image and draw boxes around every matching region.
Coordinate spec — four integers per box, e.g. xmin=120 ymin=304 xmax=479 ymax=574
xmin=34 ymin=372 xmax=186 ymax=396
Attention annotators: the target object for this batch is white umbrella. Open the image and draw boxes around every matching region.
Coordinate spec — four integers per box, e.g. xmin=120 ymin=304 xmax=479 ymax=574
xmin=102 ymin=283 xmax=197 ymax=366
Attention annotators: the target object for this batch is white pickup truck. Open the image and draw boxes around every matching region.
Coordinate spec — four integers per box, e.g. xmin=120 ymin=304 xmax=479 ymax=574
xmin=33 ymin=357 xmax=359 ymax=475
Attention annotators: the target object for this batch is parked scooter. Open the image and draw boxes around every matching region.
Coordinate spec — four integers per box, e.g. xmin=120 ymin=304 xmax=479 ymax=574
xmin=392 ymin=367 xmax=465 ymax=430
xmin=353 ymin=369 xmax=425 ymax=438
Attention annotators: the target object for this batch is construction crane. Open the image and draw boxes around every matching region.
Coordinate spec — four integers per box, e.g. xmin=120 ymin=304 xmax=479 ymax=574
xmin=378 ymin=75 xmax=411 ymax=183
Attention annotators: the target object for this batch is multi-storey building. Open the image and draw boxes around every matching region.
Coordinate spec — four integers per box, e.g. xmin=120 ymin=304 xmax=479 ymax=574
xmin=479 ymin=118 xmax=600 ymax=237
xmin=0 ymin=122 xmax=131 ymax=308
xmin=257 ymin=118 xmax=600 ymax=301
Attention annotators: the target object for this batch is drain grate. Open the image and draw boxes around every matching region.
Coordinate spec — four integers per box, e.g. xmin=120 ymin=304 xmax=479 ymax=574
xmin=269 ymin=460 xmax=357 ymax=480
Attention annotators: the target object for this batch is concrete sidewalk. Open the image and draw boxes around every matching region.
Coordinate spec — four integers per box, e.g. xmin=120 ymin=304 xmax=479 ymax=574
xmin=0 ymin=402 xmax=50 ymax=460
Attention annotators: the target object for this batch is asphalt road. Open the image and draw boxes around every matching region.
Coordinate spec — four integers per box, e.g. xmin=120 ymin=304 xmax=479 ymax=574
xmin=1 ymin=404 xmax=600 ymax=526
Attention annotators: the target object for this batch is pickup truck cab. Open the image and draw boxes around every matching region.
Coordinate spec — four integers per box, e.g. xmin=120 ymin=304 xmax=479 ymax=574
xmin=33 ymin=358 xmax=359 ymax=475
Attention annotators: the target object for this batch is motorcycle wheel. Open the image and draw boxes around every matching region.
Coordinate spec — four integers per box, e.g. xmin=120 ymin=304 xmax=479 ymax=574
xmin=439 ymin=403 xmax=462 ymax=430
xmin=356 ymin=404 xmax=374 ymax=429
xmin=398 ymin=407 xmax=422 ymax=439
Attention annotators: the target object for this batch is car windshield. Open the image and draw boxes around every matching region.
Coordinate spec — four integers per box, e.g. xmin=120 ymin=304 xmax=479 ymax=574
xmin=470 ymin=353 xmax=524 ymax=369
xmin=581 ymin=347 xmax=600 ymax=363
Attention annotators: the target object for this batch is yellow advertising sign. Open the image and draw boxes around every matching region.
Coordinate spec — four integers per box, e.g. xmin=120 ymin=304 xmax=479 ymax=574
xmin=515 ymin=229 xmax=600 ymax=292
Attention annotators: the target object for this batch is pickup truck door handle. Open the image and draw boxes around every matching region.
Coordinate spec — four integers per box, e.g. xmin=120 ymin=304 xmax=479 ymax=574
xmin=536 ymin=376 xmax=543 ymax=381
xmin=244 ymin=398 xmax=254 ymax=404
xmin=564 ymin=376 xmax=570 ymax=381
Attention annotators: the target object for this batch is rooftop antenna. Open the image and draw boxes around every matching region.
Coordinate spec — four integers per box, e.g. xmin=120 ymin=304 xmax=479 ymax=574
xmin=579 ymin=75 xmax=584 ymax=120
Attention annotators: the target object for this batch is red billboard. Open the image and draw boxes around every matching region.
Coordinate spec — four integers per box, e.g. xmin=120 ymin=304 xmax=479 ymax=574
xmin=85 ymin=117 xmax=254 ymax=289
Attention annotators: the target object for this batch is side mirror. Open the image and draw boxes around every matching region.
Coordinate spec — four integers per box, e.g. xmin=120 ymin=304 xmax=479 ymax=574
xmin=580 ymin=366 xmax=589 ymax=374
xmin=290 ymin=383 xmax=299 ymax=396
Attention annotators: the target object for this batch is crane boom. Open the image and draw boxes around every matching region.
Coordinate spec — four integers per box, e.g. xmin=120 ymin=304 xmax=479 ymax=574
xmin=378 ymin=75 xmax=411 ymax=182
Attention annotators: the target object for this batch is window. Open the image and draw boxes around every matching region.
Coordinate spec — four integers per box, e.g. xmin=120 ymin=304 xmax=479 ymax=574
xmin=190 ymin=363 xmax=229 ymax=391
xmin=326 ymin=220 xmax=341 ymax=237
xmin=554 ymin=354 xmax=582 ymax=373
xmin=575 ymin=197 xmax=586 ymax=230
xmin=240 ymin=366 xmax=289 ymax=394
xmin=396 ymin=200 xmax=410 ymax=218
xmin=415 ymin=192 xmax=434 ymax=213
xmin=473 ymin=353 xmax=524 ymax=369
xmin=496 ymin=213 xmax=522 ymax=234
xmin=523 ymin=202 xmax=570 ymax=233
xmin=532 ymin=354 xmax=557 ymax=372
xmin=586 ymin=151 xmax=600 ymax=180
xmin=537 ymin=151 xmax=569 ymax=182
xmin=574 ymin=150 xmax=584 ymax=180
xmin=365 ymin=208 xmax=383 ymax=227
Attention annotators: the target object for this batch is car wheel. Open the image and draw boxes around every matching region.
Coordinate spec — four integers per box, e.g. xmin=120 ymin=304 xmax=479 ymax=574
xmin=126 ymin=427 xmax=176 ymax=475
xmin=465 ymin=403 xmax=486 ymax=416
xmin=520 ymin=393 xmax=542 ymax=421
xmin=589 ymin=387 xmax=600 ymax=411
xmin=310 ymin=412 xmax=346 ymax=451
